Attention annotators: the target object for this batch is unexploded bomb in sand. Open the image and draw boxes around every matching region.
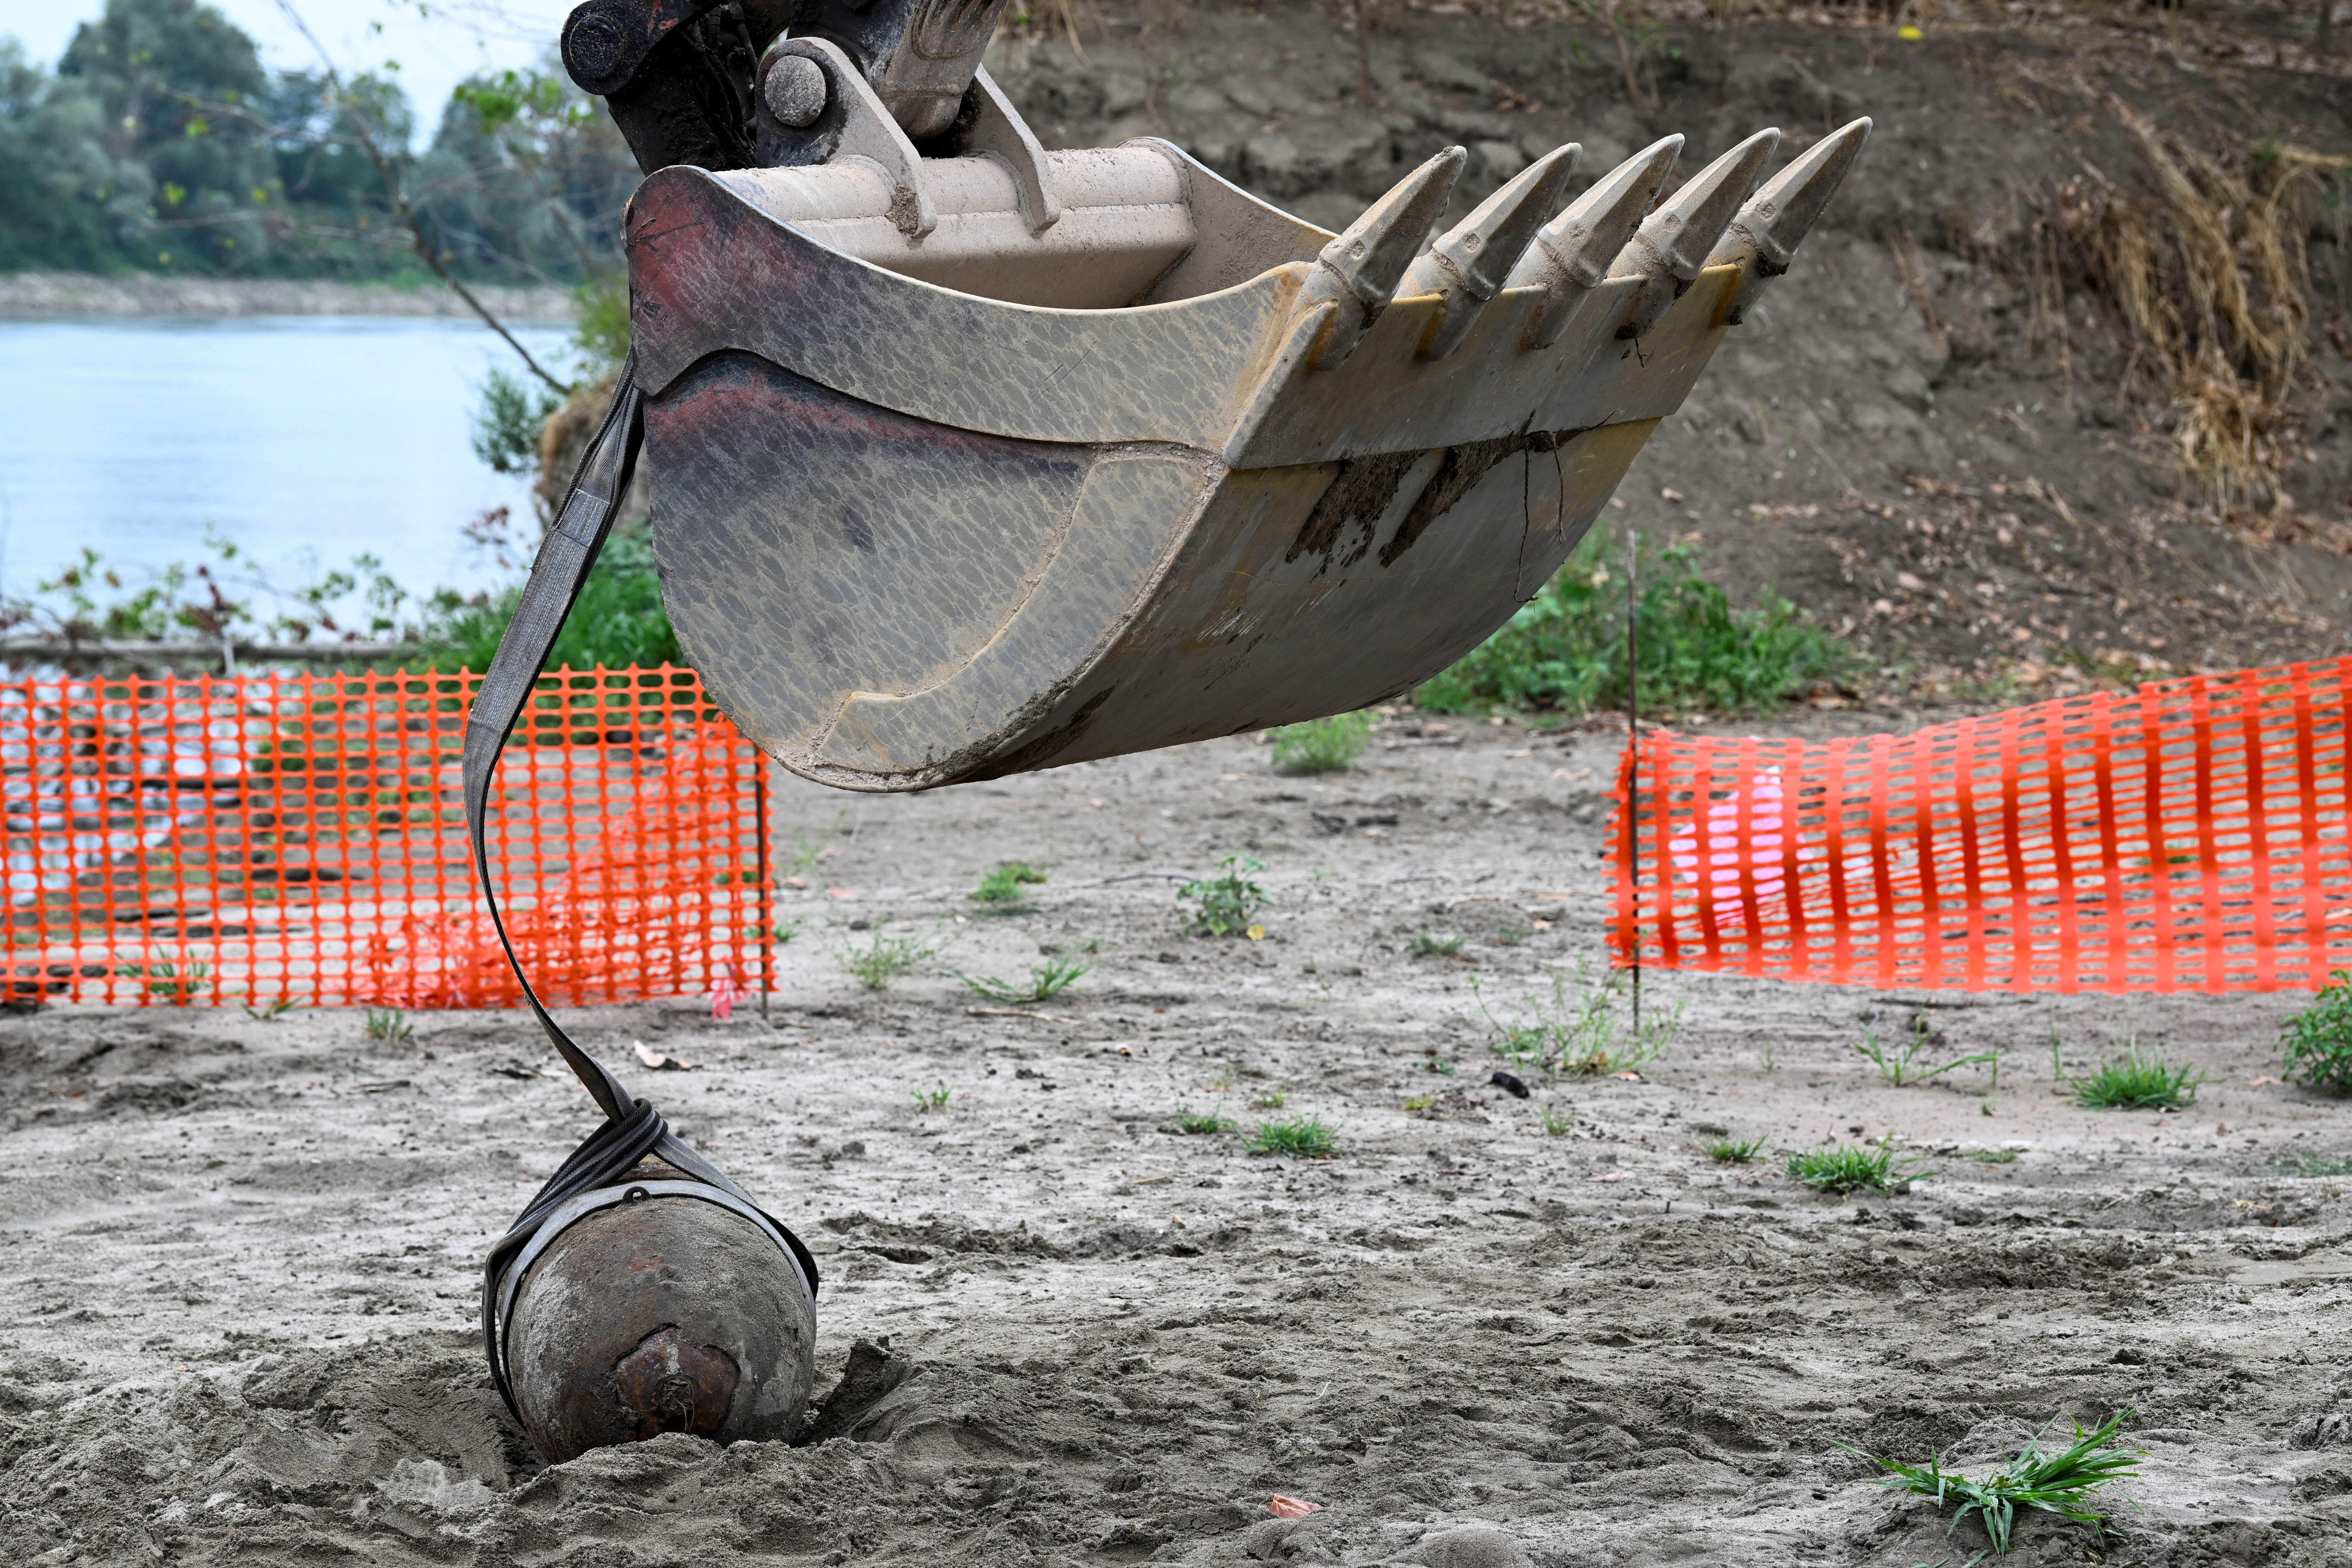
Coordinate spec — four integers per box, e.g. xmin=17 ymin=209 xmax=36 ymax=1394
xmin=499 ymin=1174 xmax=817 ymax=1465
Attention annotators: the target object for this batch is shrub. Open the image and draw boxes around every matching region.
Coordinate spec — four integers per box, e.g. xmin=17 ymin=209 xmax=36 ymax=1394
xmin=1417 ymin=528 xmax=1846 ymax=715
xmin=1179 ymin=854 xmax=1269 ymax=936
xmin=422 ymin=529 xmax=679 ymax=673
xmin=2281 ymin=971 xmax=2352 ymax=1094
xmin=1270 ymin=710 xmax=1374 ymax=772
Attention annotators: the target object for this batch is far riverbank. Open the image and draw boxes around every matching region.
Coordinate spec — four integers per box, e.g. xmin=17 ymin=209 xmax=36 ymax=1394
xmin=0 ymin=272 xmax=573 ymax=320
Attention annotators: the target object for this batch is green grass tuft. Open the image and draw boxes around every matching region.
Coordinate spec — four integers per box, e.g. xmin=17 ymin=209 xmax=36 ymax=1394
xmin=2279 ymin=1152 xmax=2352 ymax=1177
xmin=1540 ymin=1104 xmax=1574 ymax=1137
xmin=1246 ymin=1117 xmax=1336 ymax=1158
xmin=1474 ymin=964 xmax=1679 ymax=1077
xmin=1702 ymin=1136 xmax=1767 ymax=1164
xmin=2281 ymin=970 xmax=2352 ymax=1094
xmin=1839 ymin=1409 xmax=2142 ymax=1556
xmin=1969 ymin=1148 xmax=2022 ymax=1164
xmin=2069 ymin=1046 xmax=2202 ymax=1110
xmin=840 ymin=928 xmax=949 ymax=990
xmin=1173 ymin=1108 xmax=1232 ymax=1135
xmin=1785 ymin=1138 xmax=1929 ymax=1194
xmin=1415 ymin=931 xmax=1466 ymax=957
xmin=910 ymin=1083 xmax=953 ymax=1112
xmin=971 ymin=861 xmax=1049 ymax=905
xmin=956 ymin=956 xmax=1090 ymax=1004
xmin=363 ymin=1007 xmax=412 ymax=1041
xmin=1269 ymin=710 xmax=1374 ymax=773
xmin=1416 ymin=528 xmax=1848 ymax=715
xmin=1856 ymin=1022 xmax=2000 ymax=1087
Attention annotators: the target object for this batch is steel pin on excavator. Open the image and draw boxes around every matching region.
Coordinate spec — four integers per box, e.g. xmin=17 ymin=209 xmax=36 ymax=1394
xmin=471 ymin=0 xmax=1872 ymax=1465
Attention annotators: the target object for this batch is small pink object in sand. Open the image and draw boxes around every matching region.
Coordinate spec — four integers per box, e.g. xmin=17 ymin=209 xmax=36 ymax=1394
xmin=1268 ymin=1496 xmax=1321 ymax=1519
xmin=708 ymin=962 xmax=752 ymax=1022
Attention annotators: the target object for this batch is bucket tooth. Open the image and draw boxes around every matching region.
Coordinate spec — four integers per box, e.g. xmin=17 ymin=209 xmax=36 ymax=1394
xmin=1303 ymin=147 xmax=1466 ymax=371
xmin=1610 ymin=127 xmax=1779 ymax=340
xmin=1505 ymin=135 xmax=1682 ymax=351
xmin=1709 ymin=117 xmax=1873 ymax=324
xmin=1400 ymin=143 xmax=1581 ymax=362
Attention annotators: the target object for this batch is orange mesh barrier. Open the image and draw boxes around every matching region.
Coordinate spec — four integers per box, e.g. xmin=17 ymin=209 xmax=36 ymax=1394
xmin=1610 ymin=659 xmax=2352 ymax=993
xmin=4 ymin=667 xmax=772 ymax=1009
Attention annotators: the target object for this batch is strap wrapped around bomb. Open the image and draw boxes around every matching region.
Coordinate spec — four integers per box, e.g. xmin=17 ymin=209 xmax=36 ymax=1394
xmin=465 ymin=373 xmax=819 ymax=1465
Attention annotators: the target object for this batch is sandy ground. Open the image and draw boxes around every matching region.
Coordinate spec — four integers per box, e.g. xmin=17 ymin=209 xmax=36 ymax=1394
xmin=1 ymin=718 xmax=2347 ymax=1566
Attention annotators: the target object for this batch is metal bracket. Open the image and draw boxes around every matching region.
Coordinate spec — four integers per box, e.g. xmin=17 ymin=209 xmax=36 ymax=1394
xmin=755 ymin=36 xmax=938 ymax=239
xmin=948 ymin=66 xmax=1061 ymax=236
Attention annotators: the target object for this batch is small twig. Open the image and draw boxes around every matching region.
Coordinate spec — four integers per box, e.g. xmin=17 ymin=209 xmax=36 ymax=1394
xmin=964 ymin=1006 xmax=1050 ymax=1020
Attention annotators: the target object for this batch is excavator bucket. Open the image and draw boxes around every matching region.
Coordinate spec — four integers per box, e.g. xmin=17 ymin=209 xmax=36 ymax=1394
xmin=594 ymin=12 xmax=1870 ymax=792
xmin=470 ymin=0 xmax=1875 ymax=1467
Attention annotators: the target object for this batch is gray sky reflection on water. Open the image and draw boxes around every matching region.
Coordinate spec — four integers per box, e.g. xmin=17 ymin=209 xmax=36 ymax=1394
xmin=0 ymin=315 xmax=574 ymax=614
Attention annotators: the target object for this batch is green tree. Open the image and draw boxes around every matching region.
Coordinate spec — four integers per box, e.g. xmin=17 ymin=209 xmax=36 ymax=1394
xmin=58 ymin=0 xmax=279 ymax=270
xmin=0 ymin=41 xmax=139 ymax=270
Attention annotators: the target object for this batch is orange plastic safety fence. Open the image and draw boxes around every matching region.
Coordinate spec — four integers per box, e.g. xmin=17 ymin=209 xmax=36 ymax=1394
xmin=3 ymin=667 xmax=772 ymax=1010
xmin=1610 ymin=659 xmax=2352 ymax=993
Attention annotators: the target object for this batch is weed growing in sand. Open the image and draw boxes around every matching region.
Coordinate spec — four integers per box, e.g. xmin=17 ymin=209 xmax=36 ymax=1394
xmin=1856 ymin=1019 xmax=2000 ymax=1088
xmin=1247 ymin=1117 xmax=1335 ymax=1158
xmin=1402 ymin=1093 xmax=1435 ymax=1113
xmin=1415 ymin=931 xmax=1466 ymax=957
xmin=2279 ymin=1152 xmax=2352 ymax=1177
xmin=1179 ymin=854 xmax=1269 ymax=937
xmin=1251 ymin=1089 xmax=1289 ymax=1110
xmin=910 ymin=1083 xmax=954 ymax=1113
xmin=2280 ymin=971 xmax=2352 ymax=1095
xmin=2069 ymin=1045 xmax=2202 ymax=1110
xmin=1540 ymin=1105 xmax=1574 ymax=1136
xmin=242 ymin=998 xmax=296 ymax=1021
xmin=1785 ymin=1138 xmax=1930 ymax=1194
xmin=363 ymin=1007 xmax=413 ymax=1041
xmin=1841 ymin=1409 xmax=2142 ymax=1556
xmin=1173 ymin=1108 xmax=1231 ymax=1135
xmin=957 ymin=956 xmax=1090 ymax=1004
xmin=839 ymin=927 xmax=950 ymax=990
xmin=1474 ymin=964 xmax=1679 ymax=1077
xmin=1702 ymin=1136 xmax=1767 ymax=1164
xmin=970 ymin=861 xmax=1048 ymax=905
xmin=1970 ymin=1148 xmax=2022 ymax=1164
xmin=116 ymin=954 xmax=208 ymax=1004
xmin=1423 ymin=1057 xmax=1457 ymax=1075
xmin=1270 ymin=710 xmax=1373 ymax=773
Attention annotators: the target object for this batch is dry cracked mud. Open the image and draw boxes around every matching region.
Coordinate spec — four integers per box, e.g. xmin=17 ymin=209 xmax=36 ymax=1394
xmin=2 ymin=719 xmax=2347 ymax=1567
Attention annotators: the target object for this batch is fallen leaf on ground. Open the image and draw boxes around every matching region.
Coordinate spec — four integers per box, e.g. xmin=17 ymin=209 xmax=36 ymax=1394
xmin=633 ymin=1042 xmax=697 ymax=1071
xmin=780 ymin=876 xmax=810 ymax=890
xmin=1268 ymin=1496 xmax=1321 ymax=1518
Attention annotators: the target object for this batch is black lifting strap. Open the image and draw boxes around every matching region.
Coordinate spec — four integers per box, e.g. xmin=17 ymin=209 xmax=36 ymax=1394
xmin=463 ymin=352 xmax=818 ymax=1423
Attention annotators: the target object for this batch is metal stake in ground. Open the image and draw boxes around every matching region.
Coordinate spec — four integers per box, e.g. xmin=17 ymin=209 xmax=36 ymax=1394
xmin=1627 ymin=528 xmax=1641 ymax=1040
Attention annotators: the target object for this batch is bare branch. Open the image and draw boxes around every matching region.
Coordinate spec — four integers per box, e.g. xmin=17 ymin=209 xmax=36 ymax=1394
xmin=271 ymin=0 xmax=573 ymax=395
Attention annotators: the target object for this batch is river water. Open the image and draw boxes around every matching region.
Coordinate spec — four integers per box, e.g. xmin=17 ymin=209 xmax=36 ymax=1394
xmin=0 ymin=315 xmax=576 ymax=616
